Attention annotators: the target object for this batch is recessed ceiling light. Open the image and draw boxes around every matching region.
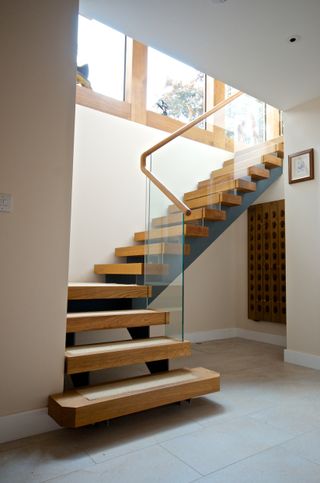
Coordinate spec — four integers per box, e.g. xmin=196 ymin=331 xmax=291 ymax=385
xmin=287 ymin=34 xmax=301 ymax=44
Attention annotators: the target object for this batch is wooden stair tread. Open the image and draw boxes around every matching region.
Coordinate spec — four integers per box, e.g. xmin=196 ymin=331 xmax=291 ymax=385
xmin=66 ymin=309 xmax=169 ymax=333
xmin=65 ymin=337 xmax=191 ymax=374
xmin=195 ymin=138 xmax=283 ymax=189
xmin=168 ymin=192 xmax=241 ymax=213
xmin=115 ymin=243 xmax=190 ymax=257
xmin=152 ymin=208 xmax=226 ymax=227
xmin=48 ymin=367 xmax=220 ymax=427
xmin=184 ymin=179 xmax=255 ymax=201
xmin=68 ymin=283 xmax=151 ymax=300
xmin=235 ymin=136 xmax=283 ymax=158
xmin=263 ymin=154 xmax=283 ymax=169
xmin=134 ymin=224 xmax=208 ymax=242
xmin=94 ymin=263 xmax=168 ymax=276
xmin=248 ymin=166 xmax=270 ymax=180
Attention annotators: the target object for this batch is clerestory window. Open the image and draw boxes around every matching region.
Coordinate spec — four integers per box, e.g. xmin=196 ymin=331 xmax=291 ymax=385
xmin=147 ymin=47 xmax=205 ymax=124
xmin=77 ymin=15 xmax=126 ymax=100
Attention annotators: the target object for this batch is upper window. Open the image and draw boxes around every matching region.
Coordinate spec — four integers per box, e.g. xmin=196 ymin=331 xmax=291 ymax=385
xmin=147 ymin=47 xmax=205 ymax=123
xmin=77 ymin=15 xmax=126 ymax=100
xmin=224 ymin=85 xmax=266 ymax=148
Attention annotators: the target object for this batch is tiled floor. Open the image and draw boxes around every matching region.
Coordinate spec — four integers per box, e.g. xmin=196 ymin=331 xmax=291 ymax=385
xmin=2 ymin=338 xmax=320 ymax=482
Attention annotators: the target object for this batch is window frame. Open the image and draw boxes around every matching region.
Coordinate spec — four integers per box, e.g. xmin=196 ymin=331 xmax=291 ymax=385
xmin=76 ymin=27 xmax=280 ymax=151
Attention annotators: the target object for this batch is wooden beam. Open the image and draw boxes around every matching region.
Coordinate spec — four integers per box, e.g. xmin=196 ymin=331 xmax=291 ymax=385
xmin=76 ymin=86 xmax=131 ymax=119
xmin=125 ymin=39 xmax=148 ymax=124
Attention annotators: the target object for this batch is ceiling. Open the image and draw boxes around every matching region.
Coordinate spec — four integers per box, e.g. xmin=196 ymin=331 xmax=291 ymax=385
xmin=80 ymin=0 xmax=320 ymax=110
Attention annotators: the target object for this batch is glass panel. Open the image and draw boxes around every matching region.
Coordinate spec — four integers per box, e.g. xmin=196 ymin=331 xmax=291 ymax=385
xmin=77 ymin=15 xmax=126 ymax=100
xmin=144 ymin=158 xmax=184 ymax=341
xmin=147 ymin=47 xmax=205 ymax=123
xmin=143 ymin=92 xmax=280 ymax=343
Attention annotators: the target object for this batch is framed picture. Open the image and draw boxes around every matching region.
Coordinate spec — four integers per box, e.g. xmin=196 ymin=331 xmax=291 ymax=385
xmin=288 ymin=148 xmax=314 ymax=184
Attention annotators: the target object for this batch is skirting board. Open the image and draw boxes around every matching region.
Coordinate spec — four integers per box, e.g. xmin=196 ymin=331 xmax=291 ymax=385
xmin=186 ymin=328 xmax=286 ymax=347
xmin=236 ymin=329 xmax=286 ymax=347
xmin=185 ymin=328 xmax=238 ymax=343
xmin=284 ymin=349 xmax=320 ymax=371
xmin=0 ymin=408 xmax=60 ymax=444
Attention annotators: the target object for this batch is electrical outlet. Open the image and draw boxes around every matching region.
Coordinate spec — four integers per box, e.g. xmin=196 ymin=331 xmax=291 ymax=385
xmin=0 ymin=193 xmax=13 ymax=213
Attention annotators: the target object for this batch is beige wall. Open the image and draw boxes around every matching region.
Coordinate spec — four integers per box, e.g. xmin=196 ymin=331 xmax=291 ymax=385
xmin=0 ymin=0 xmax=78 ymax=416
xmin=283 ymin=97 xmax=320 ymax=356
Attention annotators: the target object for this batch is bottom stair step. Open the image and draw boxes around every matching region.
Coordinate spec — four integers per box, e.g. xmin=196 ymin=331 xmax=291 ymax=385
xmin=48 ymin=367 xmax=220 ymax=427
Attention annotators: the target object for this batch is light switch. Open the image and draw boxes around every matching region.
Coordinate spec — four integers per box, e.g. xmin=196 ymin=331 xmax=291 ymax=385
xmin=0 ymin=193 xmax=13 ymax=213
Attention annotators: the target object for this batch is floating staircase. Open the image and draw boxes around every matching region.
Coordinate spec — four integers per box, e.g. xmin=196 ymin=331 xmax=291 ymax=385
xmin=49 ymin=136 xmax=283 ymax=428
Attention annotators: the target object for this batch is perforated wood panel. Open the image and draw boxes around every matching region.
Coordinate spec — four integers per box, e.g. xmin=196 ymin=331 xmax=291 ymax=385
xmin=248 ymin=200 xmax=286 ymax=324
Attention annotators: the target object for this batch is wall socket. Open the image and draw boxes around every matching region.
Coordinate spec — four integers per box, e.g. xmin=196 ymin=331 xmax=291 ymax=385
xmin=0 ymin=193 xmax=13 ymax=213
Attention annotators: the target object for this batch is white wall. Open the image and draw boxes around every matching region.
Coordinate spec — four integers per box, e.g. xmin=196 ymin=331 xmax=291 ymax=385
xmin=69 ymin=105 xmax=231 ymax=281
xmin=0 ymin=0 xmax=78 ymax=418
xmin=283 ymin=96 xmax=320 ymax=358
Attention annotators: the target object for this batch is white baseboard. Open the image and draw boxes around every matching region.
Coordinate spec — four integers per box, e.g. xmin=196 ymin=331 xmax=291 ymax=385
xmin=0 ymin=408 xmax=60 ymax=444
xmin=236 ymin=328 xmax=287 ymax=347
xmin=185 ymin=328 xmax=237 ymax=343
xmin=284 ymin=349 xmax=320 ymax=370
xmin=186 ymin=327 xmax=286 ymax=347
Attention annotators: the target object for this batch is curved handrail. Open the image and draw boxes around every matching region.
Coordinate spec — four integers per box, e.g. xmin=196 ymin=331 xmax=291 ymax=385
xmin=141 ymin=90 xmax=243 ymax=215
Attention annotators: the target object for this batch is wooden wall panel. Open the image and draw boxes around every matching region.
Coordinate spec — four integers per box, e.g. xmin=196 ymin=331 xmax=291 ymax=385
xmin=248 ymin=200 xmax=286 ymax=324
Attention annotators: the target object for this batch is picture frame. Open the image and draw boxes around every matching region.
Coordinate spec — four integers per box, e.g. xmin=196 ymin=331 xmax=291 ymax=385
xmin=288 ymin=148 xmax=314 ymax=184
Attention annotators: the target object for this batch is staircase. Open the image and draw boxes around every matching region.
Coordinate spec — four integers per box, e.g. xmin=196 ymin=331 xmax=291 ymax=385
xmin=48 ymin=135 xmax=283 ymax=428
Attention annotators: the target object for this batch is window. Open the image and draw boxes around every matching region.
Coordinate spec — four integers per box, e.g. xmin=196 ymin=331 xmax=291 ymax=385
xmin=77 ymin=15 xmax=126 ymax=100
xmin=147 ymin=47 xmax=205 ymax=123
xmin=225 ymin=85 xmax=266 ymax=148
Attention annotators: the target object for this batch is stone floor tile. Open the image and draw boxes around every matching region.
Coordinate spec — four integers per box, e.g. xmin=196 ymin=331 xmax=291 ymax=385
xmin=161 ymin=415 xmax=294 ymax=475
xmin=197 ymin=446 xmax=320 ymax=483
xmin=48 ymin=445 xmax=199 ymax=483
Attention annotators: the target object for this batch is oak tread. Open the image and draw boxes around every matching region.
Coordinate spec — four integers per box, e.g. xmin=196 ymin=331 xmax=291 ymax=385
xmin=115 ymin=243 xmax=190 ymax=257
xmin=248 ymin=166 xmax=270 ymax=180
xmin=263 ymin=154 xmax=283 ymax=169
xmin=48 ymin=367 xmax=220 ymax=427
xmin=184 ymin=179 xmax=255 ymax=201
xmin=66 ymin=309 xmax=169 ymax=333
xmin=168 ymin=192 xmax=241 ymax=213
xmin=94 ymin=263 xmax=167 ymax=276
xmin=152 ymin=208 xmax=226 ymax=227
xmin=65 ymin=336 xmax=191 ymax=374
xmin=134 ymin=224 xmax=208 ymax=242
xmin=68 ymin=283 xmax=151 ymax=300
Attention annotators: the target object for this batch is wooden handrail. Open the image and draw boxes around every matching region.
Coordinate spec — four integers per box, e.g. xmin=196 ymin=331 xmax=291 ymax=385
xmin=141 ymin=91 xmax=243 ymax=215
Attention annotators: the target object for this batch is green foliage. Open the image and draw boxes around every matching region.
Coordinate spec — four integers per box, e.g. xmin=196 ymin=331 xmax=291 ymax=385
xmin=156 ymin=73 xmax=204 ymax=122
